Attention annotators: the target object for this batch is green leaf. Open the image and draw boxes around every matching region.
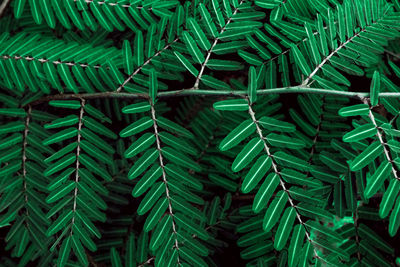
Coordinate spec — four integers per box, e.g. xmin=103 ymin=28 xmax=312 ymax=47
xmin=150 ymin=215 xmax=172 ymax=251
xmin=219 ymin=119 xmax=255 ymax=151
xmin=365 ymin=161 xmax=391 ymax=199
xmin=110 ymin=247 xmax=123 ymax=267
xmin=370 ymin=71 xmax=381 ymax=106
xmin=49 ymin=100 xmax=81 ymax=109
xmin=174 ymin=51 xmax=199 ymax=77
xmin=266 ymin=133 xmax=305 ymax=149
xmin=182 ymin=31 xmax=205 ymax=63
xmin=137 ymin=182 xmax=164 ymax=215
xmin=389 ymin=196 xmax=400 ymax=237
xmin=128 ymin=149 xmax=159 ymax=179
xmin=0 ymin=108 xmax=26 ymax=117
xmin=263 ymin=191 xmax=288 ymax=232
xmin=132 ymin=165 xmax=162 ymax=197
xmin=120 ymin=117 xmax=153 ymax=138
xmin=380 ymin=179 xmax=400 ymax=218
xmin=305 ymin=22 xmax=321 ymax=65
xmin=187 ymin=18 xmax=211 ymax=50
xmin=123 ymin=40 xmax=133 ymax=75
xmin=338 ymin=104 xmax=370 ymax=117
xmin=134 ymin=31 xmax=144 ymax=66
xmin=213 ymin=99 xmax=248 ymax=111
xmin=157 ymin=117 xmax=194 ymax=138
xmin=274 ymin=207 xmax=296 ymax=250
xmin=241 ymin=155 xmax=271 ymax=193
xmin=144 ymin=197 xmax=168 ymax=232
xmin=252 ymin=173 xmax=279 ymax=213
xmin=125 ymin=133 xmax=156 ymax=159
xmin=201 ymin=75 xmax=230 ymax=90
xmin=43 ymin=128 xmax=78 ymax=145
xmin=232 ymin=137 xmax=264 ymax=172
xmin=149 ymin=69 xmax=158 ymax=103
xmin=350 ymin=141 xmax=383 ymax=171
xmin=162 ymin=147 xmax=201 ymax=172
xmin=14 ymin=0 xmax=27 ymax=18
xmin=57 ymin=236 xmax=72 ymax=267
xmin=248 ymin=66 xmax=257 ymax=103
xmin=343 ymin=123 xmax=376 ymax=142
xmin=273 ymin=151 xmax=310 ymax=171
xmin=288 ymin=224 xmax=305 ymax=267
xmin=122 ymin=102 xmax=151 ymax=114
xmin=258 ymin=116 xmax=296 ymax=132
xmin=291 ymin=45 xmax=311 ymax=76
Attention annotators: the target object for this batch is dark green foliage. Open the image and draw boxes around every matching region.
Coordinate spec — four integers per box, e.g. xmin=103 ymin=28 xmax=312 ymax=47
xmin=1 ymin=0 xmax=400 ymax=266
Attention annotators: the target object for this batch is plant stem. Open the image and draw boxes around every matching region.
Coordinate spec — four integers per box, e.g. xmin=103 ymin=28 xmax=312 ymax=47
xmin=26 ymin=87 xmax=400 ymax=106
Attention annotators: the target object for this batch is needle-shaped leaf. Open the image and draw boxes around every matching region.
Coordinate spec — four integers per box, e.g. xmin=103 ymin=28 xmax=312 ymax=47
xmin=248 ymin=66 xmax=257 ymax=104
xmin=350 ymin=141 xmax=383 ymax=171
xmin=380 ymin=179 xmax=400 ymax=219
xmin=123 ymin=40 xmax=133 ymax=74
xmin=119 ymin=117 xmax=153 ymax=138
xmin=291 ymin=45 xmax=311 ymax=76
xmin=370 ymin=71 xmax=381 ymax=106
xmin=288 ymin=224 xmax=305 ymax=267
xmin=263 ymin=191 xmax=288 ymax=232
xmin=174 ymin=51 xmax=199 ymax=77
xmin=182 ymin=31 xmax=205 ymax=63
xmin=305 ymin=22 xmax=321 ymax=65
xmin=213 ymin=99 xmax=249 ymax=111
xmin=365 ymin=161 xmax=391 ymax=199
xmin=242 ymin=155 xmax=271 ymax=193
xmin=149 ymin=69 xmax=158 ymax=103
xmin=266 ymin=133 xmax=305 ymax=149
xmin=219 ymin=119 xmax=255 ymax=151
xmin=389 ymin=197 xmax=400 ymax=237
xmin=187 ymin=18 xmax=211 ymax=51
xmin=343 ymin=123 xmax=376 ymax=142
xmin=339 ymin=104 xmax=370 ymax=117
xmin=274 ymin=207 xmax=296 ymax=250
xmin=134 ymin=31 xmax=144 ymax=66
xmin=252 ymin=173 xmax=279 ymax=213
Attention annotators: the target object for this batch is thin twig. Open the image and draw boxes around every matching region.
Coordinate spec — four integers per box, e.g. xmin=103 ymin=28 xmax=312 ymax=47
xmin=246 ymin=98 xmax=340 ymax=265
xmin=193 ymin=0 xmax=244 ymax=89
xmin=364 ymin=99 xmax=400 ymax=180
xmin=1 ymin=55 xmax=104 ymax=69
xmin=116 ymin=39 xmax=179 ymax=92
xmin=149 ymin=100 xmax=181 ymax=264
xmin=71 ymin=99 xmax=85 ymax=228
xmin=21 ymin=106 xmax=32 ymax=226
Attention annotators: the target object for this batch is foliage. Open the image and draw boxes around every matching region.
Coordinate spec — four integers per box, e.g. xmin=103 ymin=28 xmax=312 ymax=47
xmin=1 ymin=0 xmax=400 ymax=266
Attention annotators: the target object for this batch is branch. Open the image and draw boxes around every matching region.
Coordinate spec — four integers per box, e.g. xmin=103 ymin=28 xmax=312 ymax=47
xmin=246 ymin=99 xmax=321 ymax=260
xmin=193 ymin=0 xmax=244 ymax=89
xmin=27 ymin=87 xmax=400 ymax=106
xmin=71 ymin=99 xmax=85 ymax=227
xmin=116 ymin=39 xmax=179 ymax=92
xmin=364 ymin=99 xmax=400 ymax=180
xmin=149 ymin=100 xmax=181 ymax=262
